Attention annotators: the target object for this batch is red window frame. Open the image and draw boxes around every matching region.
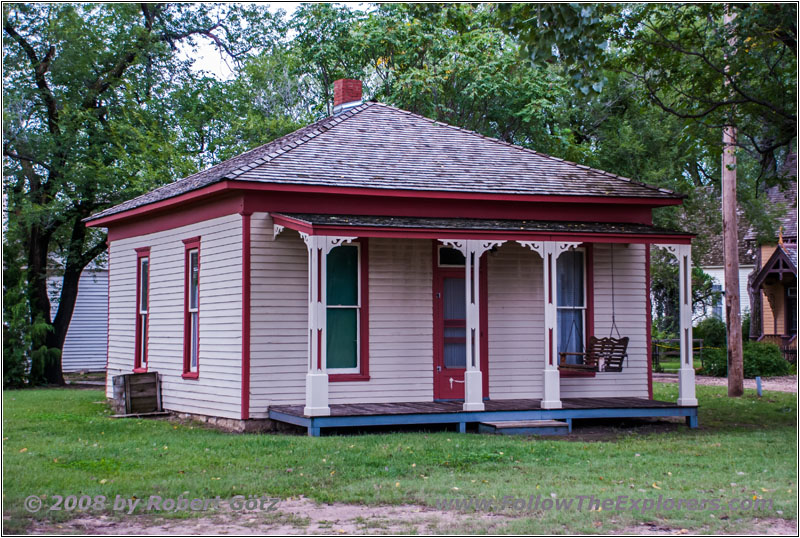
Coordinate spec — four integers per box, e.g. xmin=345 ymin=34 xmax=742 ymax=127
xmin=182 ymin=236 xmax=201 ymax=379
xmin=560 ymin=243 xmax=596 ymax=378
xmin=329 ymin=238 xmax=370 ymax=382
xmin=134 ymin=247 xmax=150 ymax=372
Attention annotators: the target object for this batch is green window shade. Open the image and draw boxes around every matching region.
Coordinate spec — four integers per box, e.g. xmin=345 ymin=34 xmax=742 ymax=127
xmin=327 ymin=245 xmax=358 ymax=306
xmin=327 ymin=308 xmax=358 ymax=369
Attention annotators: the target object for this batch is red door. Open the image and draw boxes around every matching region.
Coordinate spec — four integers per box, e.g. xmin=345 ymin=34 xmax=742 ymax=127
xmin=434 ymin=270 xmax=467 ymax=400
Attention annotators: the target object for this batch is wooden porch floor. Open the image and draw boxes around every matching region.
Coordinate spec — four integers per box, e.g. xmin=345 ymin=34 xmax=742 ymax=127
xmin=268 ymin=397 xmax=697 ymax=436
xmin=270 ymin=397 xmax=680 ymax=418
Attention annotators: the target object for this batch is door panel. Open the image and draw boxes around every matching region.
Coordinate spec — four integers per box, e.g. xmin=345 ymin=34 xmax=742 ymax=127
xmin=434 ymin=273 xmax=466 ymax=399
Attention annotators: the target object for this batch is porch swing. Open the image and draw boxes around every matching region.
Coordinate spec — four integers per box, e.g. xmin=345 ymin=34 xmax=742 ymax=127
xmin=558 ymin=244 xmax=629 ymax=373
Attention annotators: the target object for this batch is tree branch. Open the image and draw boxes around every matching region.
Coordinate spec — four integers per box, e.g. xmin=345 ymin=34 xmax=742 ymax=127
xmin=3 ymin=19 xmax=60 ymax=136
xmin=640 ymin=20 xmax=795 ymax=121
xmin=79 ymin=237 xmax=108 ymax=268
xmin=2 ymin=145 xmax=52 ymax=171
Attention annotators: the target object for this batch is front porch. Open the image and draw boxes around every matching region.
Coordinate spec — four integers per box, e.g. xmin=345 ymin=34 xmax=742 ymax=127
xmin=260 ymin=213 xmax=699 ymax=433
xmin=269 ymin=397 xmax=699 ymax=436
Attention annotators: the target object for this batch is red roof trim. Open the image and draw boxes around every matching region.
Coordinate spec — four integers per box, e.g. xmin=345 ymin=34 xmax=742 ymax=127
xmin=87 ymin=179 xmax=681 ymax=228
xmin=270 ymin=215 xmax=692 ymax=244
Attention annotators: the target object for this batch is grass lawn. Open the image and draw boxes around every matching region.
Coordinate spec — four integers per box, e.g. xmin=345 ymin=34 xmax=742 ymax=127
xmin=655 ymin=360 xmax=681 ymax=373
xmin=2 ymin=383 xmax=797 ymax=534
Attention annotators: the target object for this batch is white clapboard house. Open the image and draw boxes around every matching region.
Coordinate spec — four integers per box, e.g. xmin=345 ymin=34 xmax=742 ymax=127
xmin=48 ymin=262 xmax=108 ymax=372
xmin=86 ymin=79 xmax=699 ymax=435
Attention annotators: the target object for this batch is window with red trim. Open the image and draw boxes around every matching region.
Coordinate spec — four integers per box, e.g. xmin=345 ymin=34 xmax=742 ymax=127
xmin=328 ymin=239 xmax=369 ymax=381
xmin=134 ymin=247 xmax=150 ymax=372
xmin=183 ymin=237 xmax=200 ymax=378
xmin=556 ymin=245 xmax=598 ymax=377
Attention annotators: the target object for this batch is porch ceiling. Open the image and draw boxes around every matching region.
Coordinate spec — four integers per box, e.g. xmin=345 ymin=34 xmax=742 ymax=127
xmin=272 ymin=213 xmax=693 ymax=243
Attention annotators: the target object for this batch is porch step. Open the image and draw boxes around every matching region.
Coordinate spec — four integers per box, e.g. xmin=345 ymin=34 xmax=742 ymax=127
xmin=478 ymin=420 xmax=570 ymax=436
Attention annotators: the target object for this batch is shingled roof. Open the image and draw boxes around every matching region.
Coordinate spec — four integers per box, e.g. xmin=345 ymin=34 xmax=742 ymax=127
xmin=87 ymin=102 xmax=681 ymax=222
xmin=276 ymin=213 xmax=691 ymax=236
xmin=744 ymin=150 xmax=797 ymax=243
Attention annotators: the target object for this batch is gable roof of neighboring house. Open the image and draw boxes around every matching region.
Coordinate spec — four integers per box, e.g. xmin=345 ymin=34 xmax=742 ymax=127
xmin=86 ymin=102 xmax=681 ymax=223
xmin=750 ymin=243 xmax=797 ymax=290
xmin=766 ymin=178 xmax=798 ymax=241
xmin=697 ymin=213 xmax=756 ymax=267
xmin=745 ymin=150 xmax=797 ymax=243
xmin=692 ymin=187 xmax=755 ymax=267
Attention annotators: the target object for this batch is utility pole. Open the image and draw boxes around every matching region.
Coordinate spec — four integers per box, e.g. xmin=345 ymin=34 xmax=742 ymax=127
xmin=723 ymin=7 xmax=744 ymax=397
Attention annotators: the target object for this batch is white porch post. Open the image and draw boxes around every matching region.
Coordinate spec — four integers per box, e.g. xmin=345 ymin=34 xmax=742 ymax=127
xmin=654 ymin=244 xmax=698 ymax=406
xmin=299 ymin=234 xmax=357 ymax=417
xmin=518 ymin=241 xmax=580 ymax=409
xmin=301 ymin=233 xmax=330 ymax=416
xmin=440 ymin=239 xmax=504 ymax=411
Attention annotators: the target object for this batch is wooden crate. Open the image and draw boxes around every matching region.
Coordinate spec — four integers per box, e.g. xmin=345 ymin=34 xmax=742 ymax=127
xmin=112 ymin=372 xmax=162 ymax=415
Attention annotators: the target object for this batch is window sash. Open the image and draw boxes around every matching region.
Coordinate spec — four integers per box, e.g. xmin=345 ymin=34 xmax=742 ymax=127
xmin=183 ymin=243 xmax=199 ymax=376
xmin=136 ymin=254 xmax=149 ymax=369
xmin=139 ymin=258 xmax=149 ymax=314
xmin=189 ymin=311 xmax=199 ymax=371
xmin=326 ymin=307 xmax=359 ymax=371
xmin=326 ymin=244 xmax=361 ymax=373
xmin=139 ymin=313 xmax=148 ymax=366
xmin=438 ymin=245 xmax=466 ymax=267
xmin=188 ymin=249 xmax=199 ymax=312
xmin=556 ymin=249 xmax=586 ymax=358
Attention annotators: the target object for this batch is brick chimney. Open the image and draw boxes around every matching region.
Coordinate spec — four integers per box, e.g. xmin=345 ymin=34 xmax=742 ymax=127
xmin=333 ymin=79 xmax=362 ymax=115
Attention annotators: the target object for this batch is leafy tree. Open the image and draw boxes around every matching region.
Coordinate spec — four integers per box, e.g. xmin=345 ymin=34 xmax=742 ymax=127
xmin=356 ymin=3 xmax=570 ymax=151
xmin=2 ymin=3 xmax=273 ymax=385
xmin=498 ymin=3 xmax=796 ymax=169
xmin=498 ymin=3 xmax=795 ymax=345
xmin=289 ymin=3 xmax=369 ymax=117
xmin=651 ymin=251 xmax=719 ymax=337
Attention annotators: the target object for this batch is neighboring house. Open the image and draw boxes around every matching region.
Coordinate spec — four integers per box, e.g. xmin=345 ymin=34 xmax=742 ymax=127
xmin=48 ymin=263 xmax=108 ymax=372
xmin=747 ymin=151 xmax=797 ymax=360
xmin=695 ymin=199 xmax=755 ymax=323
xmin=85 ymin=79 xmax=699 ymax=435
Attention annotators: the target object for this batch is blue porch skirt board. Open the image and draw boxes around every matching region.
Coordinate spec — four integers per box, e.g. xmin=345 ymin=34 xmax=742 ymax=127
xmin=268 ymin=398 xmax=699 ymax=437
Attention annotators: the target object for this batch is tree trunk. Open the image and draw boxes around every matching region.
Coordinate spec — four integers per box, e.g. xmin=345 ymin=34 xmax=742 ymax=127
xmin=723 ymin=7 xmax=744 ymax=397
xmin=26 ymin=225 xmax=65 ymax=386
xmin=722 ymin=125 xmax=744 ymax=397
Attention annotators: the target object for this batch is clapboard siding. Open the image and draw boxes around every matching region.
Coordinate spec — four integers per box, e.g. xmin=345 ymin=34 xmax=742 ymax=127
xmin=329 ymin=237 xmax=433 ymax=404
xmin=561 ymin=243 xmax=649 ymax=398
xmin=248 ymin=213 xmax=308 ymax=415
xmin=105 ymin=214 xmax=243 ymax=419
xmin=697 ymin=266 xmax=754 ymax=322
xmin=248 ymin=232 xmax=649 ymax=413
xmin=48 ymin=269 xmax=109 ymax=372
xmin=248 ymin=214 xmax=435 ymax=415
xmin=487 ymin=242 xmax=544 ymax=399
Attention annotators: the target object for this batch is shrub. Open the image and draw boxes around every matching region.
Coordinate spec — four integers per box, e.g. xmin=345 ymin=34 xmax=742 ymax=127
xmin=742 ymin=341 xmax=790 ymax=378
xmin=694 ymin=317 xmax=727 ymax=349
xmin=699 ymin=341 xmax=790 ymax=378
xmin=701 ymin=347 xmax=728 ymax=377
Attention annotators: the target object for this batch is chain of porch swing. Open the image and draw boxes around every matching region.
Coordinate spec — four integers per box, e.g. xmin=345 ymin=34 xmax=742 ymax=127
xmin=560 ymin=244 xmax=636 ymax=369
xmin=562 ymin=244 xmax=627 ymax=360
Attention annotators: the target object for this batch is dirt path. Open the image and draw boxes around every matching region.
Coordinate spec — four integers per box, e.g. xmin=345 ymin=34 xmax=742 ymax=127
xmin=28 ymin=497 xmax=798 ymax=535
xmin=654 ymin=374 xmax=797 ymax=393
xmin=28 ymin=497 xmax=505 ymax=535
